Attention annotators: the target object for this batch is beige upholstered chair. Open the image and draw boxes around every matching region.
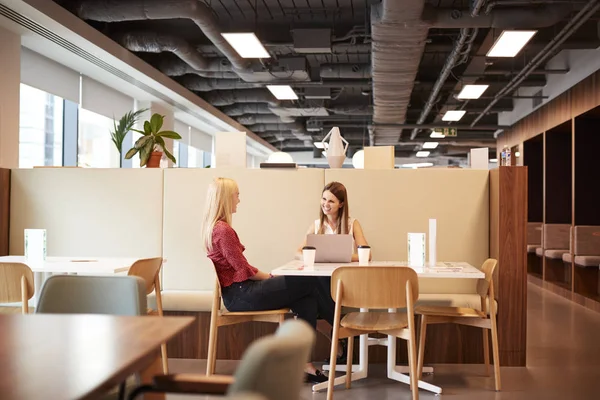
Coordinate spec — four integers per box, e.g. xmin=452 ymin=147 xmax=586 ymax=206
xmin=206 ymin=278 xmax=289 ymax=375
xmin=416 ymin=258 xmax=501 ymax=391
xmin=128 ymin=319 xmax=315 ymax=400
xmin=0 ymin=263 xmax=35 ymax=314
xmin=327 ymin=266 xmax=420 ymax=400
xmin=127 ymin=257 xmax=168 ymax=373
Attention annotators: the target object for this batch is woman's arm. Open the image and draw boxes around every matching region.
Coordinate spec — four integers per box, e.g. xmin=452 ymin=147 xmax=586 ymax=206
xmin=352 ymin=219 xmax=372 ymax=261
xmin=215 ymin=224 xmax=270 ymax=281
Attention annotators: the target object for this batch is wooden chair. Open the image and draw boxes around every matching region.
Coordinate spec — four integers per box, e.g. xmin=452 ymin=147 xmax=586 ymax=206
xmin=206 ymin=278 xmax=289 ymax=375
xmin=127 ymin=257 xmax=168 ymax=373
xmin=416 ymin=258 xmax=501 ymax=391
xmin=0 ymin=263 xmax=35 ymax=314
xmin=327 ymin=266 xmax=420 ymax=400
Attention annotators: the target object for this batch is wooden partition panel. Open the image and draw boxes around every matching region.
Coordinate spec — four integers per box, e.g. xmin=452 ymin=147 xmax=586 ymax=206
xmin=0 ymin=169 xmax=9 ymax=256
xmin=324 ymin=168 xmax=489 ymax=293
xmin=162 ymin=168 xmax=324 ymax=291
xmin=490 ymin=167 xmax=528 ymax=366
xmin=9 ymin=169 xmax=164 ymax=257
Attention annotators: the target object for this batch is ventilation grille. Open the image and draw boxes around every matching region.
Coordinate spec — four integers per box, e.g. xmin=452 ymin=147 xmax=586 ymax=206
xmin=532 ymin=89 xmax=544 ymax=108
xmin=0 ymin=3 xmax=220 ymax=127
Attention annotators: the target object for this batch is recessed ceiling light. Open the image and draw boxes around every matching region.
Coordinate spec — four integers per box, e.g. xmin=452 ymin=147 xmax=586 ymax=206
xmin=430 ymin=130 xmax=445 ymax=138
xmin=487 ymin=30 xmax=537 ymax=58
xmin=221 ymin=33 xmax=270 ymax=58
xmin=490 ymin=158 xmax=498 ymax=163
xmin=457 ymin=84 xmax=489 ymax=99
xmin=442 ymin=110 xmax=466 ymax=121
xmin=416 ymin=151 xmax=430 ymax=158
xmin=422 ymin=142 xmax=439 ymax=149
xmin=515 ymin=151 xmax=521 ymax=157
xmin=267 ymin=85 xmax=298 ymax=100
xmin=314 ymin=142 xmax=325 ymax=149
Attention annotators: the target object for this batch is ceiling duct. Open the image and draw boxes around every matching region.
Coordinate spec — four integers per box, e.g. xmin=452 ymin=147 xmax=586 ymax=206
xmin=424 ymin=4 xmax=574 ymax=28
xmin=158 ymin=58 xmax=238 ymax=79
xmin=220 ymin=103 xmax=274 ymax=116
xmin=248 ymin=122 xmax=305 ymax=132
xmin=116 ymin=31 xmax=232 ymax=73
xmin=202 ymin=89 xmax=280 ymax=107
xmin=237 ymin=114 xmax=295 ymax=124
xmin=329 ymin=105 xmax=373 ymax=115
xmin=320 ymin=64 xmax=372 ymax=79
xmin=73 ymin=0 xmax=250 ymax=70
xmin=180 ymin=75 xmax=259 ymax=91
xmin=370 ymin=0 xmax=429 ymax=145
xmin=370 ymin=0 xmax=575 ymax=145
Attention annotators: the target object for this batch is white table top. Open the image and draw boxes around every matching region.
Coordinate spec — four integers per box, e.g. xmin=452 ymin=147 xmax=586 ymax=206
xmin=0 ymin=256 xmax=139 ymax=274
xmin=271 ymin=260 xmax=484 ymax=279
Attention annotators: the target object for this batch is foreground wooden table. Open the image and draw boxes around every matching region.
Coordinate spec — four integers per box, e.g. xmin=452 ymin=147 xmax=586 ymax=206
xmin=0 ymin=314 xmax=194 ymax=400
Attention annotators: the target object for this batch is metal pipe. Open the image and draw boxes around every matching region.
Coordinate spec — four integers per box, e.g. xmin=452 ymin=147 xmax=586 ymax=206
xmin=409 ymin=28 xmax=472 ymax=140
xmin=485 ymin=0 xmax=583 ymax=15
xmin=472 ymin=0 xmax=600 ymax=127
xmin=373 ymin=123 xmax=509 ymax=130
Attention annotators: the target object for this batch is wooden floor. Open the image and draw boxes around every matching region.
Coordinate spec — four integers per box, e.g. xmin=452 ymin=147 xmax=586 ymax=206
xmin=167 ymin=282 xmax=600 ymax=399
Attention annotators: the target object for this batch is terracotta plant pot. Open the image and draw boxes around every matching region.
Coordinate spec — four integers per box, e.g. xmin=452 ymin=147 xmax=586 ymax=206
xmin=146 ymin=151 xmax=162 ymax=168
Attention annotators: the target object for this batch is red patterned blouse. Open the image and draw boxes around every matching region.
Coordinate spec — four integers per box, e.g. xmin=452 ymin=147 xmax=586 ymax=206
xmin=207 ymin=221 xmax=258 ymax=288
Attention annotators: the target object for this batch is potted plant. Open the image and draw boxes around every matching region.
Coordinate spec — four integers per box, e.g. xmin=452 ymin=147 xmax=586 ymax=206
xmin=125 ymin=113 xmax=182 ymax=168
xmin=110 ymin=108 xmax=148 ymax=167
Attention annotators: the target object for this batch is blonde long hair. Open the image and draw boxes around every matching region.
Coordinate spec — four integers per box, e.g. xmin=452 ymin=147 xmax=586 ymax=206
xmin=318 ymin=181 xmax=350 ymax=234
xmin=201 ymin=177 xmax=239 ymax=252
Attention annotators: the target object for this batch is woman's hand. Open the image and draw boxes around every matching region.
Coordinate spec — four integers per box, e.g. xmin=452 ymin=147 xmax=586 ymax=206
xmin=250 ymin=270 xmax=272 ymax=281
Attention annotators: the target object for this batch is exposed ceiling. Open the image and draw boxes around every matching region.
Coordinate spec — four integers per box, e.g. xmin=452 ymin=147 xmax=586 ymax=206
xmin=53 ymin=0 xmax=600 ymax=163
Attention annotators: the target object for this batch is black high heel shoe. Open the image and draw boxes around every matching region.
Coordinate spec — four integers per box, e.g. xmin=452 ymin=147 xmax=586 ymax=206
xmin=305 ymin=369 xmax=328 ymax=383
xmin=324 ymin=337 xmax=348 ymax=364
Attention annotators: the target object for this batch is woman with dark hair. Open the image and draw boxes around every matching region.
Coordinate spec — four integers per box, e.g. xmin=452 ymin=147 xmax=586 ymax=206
xmin=297 ymin=181 xmax=371 ymax=364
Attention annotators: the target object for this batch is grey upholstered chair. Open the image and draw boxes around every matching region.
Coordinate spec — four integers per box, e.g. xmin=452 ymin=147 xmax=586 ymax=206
xmin=36 ymin=275 xmax=146 ymax=315
xmin=128 ymin=319 xmax=316 ymax=400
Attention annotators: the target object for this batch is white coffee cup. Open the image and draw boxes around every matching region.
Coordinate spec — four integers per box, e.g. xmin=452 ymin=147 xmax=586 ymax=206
xmin=358 ymin=245 xmax=371 ymax=266
xmin=302 ymin=246 xmax=317 ymax=270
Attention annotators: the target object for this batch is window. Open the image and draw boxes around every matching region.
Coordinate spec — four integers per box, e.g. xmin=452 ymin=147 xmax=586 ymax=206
xmin=19 ymin=84 xmax=63 ymax=168
xmin=78 ymin=108 xmax=120 ymax=168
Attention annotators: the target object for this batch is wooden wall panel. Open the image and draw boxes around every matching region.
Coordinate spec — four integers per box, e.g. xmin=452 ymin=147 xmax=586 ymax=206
xmin=490 ymin=167 xmax=528 ymax=366
xmin=0 ymin=169 xmax=9 ymax=256
xmin=499 ymin=70 xmax=600 ymax=149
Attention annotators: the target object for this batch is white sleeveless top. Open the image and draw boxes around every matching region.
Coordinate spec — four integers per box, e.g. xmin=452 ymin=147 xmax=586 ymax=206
xmin=314 ymin=218 xmax=356 ymax=250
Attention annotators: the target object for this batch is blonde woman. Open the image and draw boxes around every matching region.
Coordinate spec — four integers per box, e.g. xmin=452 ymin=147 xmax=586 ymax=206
xmin=201 ymin=177 xmax=333 ymax=383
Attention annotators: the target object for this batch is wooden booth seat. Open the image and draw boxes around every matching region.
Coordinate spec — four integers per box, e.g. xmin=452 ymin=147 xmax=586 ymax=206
xmin=541 ymin=224 xmax=571 ymax=259
xmin=562 ymin=226 xmax=600 ymax=267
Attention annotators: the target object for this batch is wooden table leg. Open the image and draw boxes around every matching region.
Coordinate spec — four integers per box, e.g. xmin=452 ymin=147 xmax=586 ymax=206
xmin=138 ymin=352 xmax=164 ymax=400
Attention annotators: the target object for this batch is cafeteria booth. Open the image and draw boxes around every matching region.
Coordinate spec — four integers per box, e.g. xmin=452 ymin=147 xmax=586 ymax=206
xmin=0 ymin=165 xmax=527 ymax=374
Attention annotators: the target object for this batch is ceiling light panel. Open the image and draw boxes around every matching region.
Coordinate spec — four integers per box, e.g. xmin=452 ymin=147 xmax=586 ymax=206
xmin=222 ymin=33 xmax=270 ymax=58
xmin=487 ymin=30 xmax=537 ymax=58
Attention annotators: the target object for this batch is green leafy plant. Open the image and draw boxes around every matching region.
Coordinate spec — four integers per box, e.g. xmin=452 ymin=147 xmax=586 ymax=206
xmin=110 ymin=108 xmax=148 ymax=167
xmin=124 ymin=113 xmax=182 ymax=167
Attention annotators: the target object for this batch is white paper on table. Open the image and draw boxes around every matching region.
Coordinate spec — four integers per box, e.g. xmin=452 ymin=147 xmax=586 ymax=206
xmin=407 ymin=233 xmax=426 ymax=267
xmin=24 ymin=229 xmax=47 ymax=262
xmin=428 ymin=218 xmax=437 ymax=266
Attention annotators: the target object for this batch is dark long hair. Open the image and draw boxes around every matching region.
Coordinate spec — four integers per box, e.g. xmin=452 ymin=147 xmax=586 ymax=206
xmin=318 ymin=181 xmax=350 ymax=234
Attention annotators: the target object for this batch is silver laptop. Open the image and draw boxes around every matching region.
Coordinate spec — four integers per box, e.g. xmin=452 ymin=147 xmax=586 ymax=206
xmin=306 ymin=234 xmax=353 ymax=263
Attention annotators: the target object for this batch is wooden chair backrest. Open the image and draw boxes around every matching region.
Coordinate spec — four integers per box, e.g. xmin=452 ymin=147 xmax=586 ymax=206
xmin=0 ymin=263 xmax=34 ymax=303
xmin=331 ymin=266 xmax=419 ymax=309
xmin=127 ymin=257 xmax=163 ymax=295
xmin=476 ymin=259 xmax=498 ymax=298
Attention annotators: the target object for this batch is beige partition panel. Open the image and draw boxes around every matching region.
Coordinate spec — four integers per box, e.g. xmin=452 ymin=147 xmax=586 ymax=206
xmin=325 ymin=169 xmax=490 ymax=292
xmin=162 ymin=168 xmax=324 ymax=291
xmin=10 ymin=169 xmax=164 ymax=257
